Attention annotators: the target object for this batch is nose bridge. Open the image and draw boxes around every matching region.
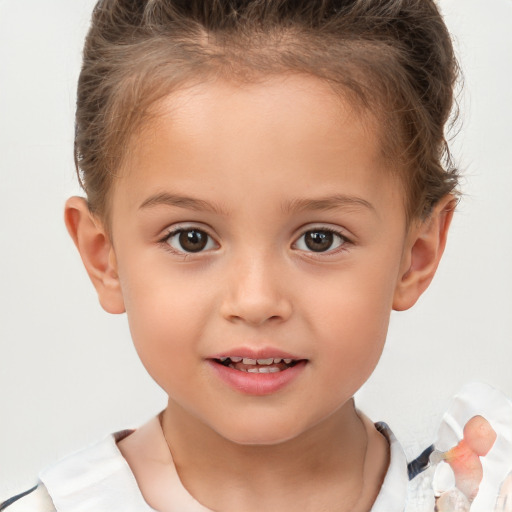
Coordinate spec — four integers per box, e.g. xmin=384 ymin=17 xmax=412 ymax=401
xmin=221 ymin=245 xmax=292 ymax=326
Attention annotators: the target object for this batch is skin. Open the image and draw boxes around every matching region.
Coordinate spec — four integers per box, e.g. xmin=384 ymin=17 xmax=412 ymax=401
xmin=443 ymin=416 xmax=496 ymax=501
xmin=65 ymin=74 xmax=454 ymax=511
xmin=435 ymin=417 xmax=496 ymax=510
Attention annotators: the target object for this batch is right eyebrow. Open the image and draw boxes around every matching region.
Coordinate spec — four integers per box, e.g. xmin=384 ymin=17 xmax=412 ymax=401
xmin=282 ymin=194 xmax=377 ymax=216
xmin=139 ymin=192 xmax=228 ymax=216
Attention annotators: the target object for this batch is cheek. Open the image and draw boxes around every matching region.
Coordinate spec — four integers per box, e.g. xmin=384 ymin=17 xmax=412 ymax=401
xmin=310 ymin=260 xmax=397 ymax=333
xmin=308 ymin=267 xmax=398 ymax=389
xmin=324 ymin=309 xmax=388 ymax=391
xmin=117 ymin=263 xmax=212 ymax=384
xmin=119 ymin=252 xmax=212 ymax=332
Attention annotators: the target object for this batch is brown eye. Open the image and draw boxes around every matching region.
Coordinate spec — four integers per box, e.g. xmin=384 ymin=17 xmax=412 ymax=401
xmin=295 ymin=229 xmax=347 ymax=253
xmin=166 ymin=228 xmax=214 ymax=253
xmin=304 ymin=231 xmax=333 ymax=252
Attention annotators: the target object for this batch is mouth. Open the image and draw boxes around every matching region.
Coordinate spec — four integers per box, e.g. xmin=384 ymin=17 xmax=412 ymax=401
xmin=208 ymin=352 xmax=307 ymax=395
xmin=213 ymin=356 xmax=302 ymax=373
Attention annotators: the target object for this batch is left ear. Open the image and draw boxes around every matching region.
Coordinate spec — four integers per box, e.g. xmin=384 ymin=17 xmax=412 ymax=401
xmin=64 ymin=196 xmax=125 ymax=315
xmin=393 ymin=194 xmax=456 ymax=311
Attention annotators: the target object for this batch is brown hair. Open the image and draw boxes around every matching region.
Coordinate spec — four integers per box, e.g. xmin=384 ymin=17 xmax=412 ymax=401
xmin=75 ymin=0 xmax=460 ymax=223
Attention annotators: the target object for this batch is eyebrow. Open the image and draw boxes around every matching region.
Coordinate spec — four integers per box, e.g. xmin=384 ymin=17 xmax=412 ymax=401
xmin=139 ymin=192 xmax=376 ymax=216
xmin=282 ymin=194 xmax=376 ymax=215
xmin=139 ymin=192 xmax=228 ymax=215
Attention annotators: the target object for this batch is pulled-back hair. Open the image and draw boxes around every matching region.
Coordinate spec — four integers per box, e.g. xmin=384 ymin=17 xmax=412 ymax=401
xmin=76 ymin=0 xmax=459 ymax=223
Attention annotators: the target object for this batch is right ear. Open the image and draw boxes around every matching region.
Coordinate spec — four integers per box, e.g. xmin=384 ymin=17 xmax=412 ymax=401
xmin=64 ymin=196 xmax=125 ymax=314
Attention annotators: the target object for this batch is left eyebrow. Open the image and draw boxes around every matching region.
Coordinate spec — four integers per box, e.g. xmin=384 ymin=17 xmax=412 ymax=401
xmin=139 ymin=192 xmax=228 ymax=216
xmin=282 ymin=194 xmax=377 ymax=215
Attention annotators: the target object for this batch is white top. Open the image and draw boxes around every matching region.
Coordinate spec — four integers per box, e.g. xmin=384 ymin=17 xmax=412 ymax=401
xmin=39 ymin=421 xmax=408 ymax=512
xmin=3 ymin=383 xmax=512 ymax=512
xmin=3 ymin=421 xmax=408 ymax=512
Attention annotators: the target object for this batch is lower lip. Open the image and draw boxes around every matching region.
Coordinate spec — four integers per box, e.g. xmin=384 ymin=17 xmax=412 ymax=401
xmin=208 ymin=360 xmax=307 ymax=396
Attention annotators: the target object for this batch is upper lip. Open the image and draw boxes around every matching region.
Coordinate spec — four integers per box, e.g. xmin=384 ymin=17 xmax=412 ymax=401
xmin=209 ymin=347 xmax=305 ymax=361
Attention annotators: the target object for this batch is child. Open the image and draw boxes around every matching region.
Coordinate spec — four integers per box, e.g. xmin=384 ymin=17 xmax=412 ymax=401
xmin=1 ymin=1 xmax=510 ymax=511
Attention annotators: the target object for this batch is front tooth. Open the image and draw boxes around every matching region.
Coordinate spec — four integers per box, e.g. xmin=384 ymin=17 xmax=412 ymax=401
xmin=269 ymin=367 xmax=280 ymax=373
xmin=231 ymin=357 xmax=242 ymax=363
xmin=243 ymin=358 xmax=257 ymax=365
xmin=283 ymin=359 xmax=292 ymax=364
xmin=247 ymin=368 xmax=259 ymax=373
xmin=257 ymin=358 xmax=274 ymax=365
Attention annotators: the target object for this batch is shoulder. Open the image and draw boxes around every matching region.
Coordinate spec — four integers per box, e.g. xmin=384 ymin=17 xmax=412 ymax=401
xmin=37 ymin=428 xmax=156 ymax=512
xmin=1 ymin=427 xmax=154 ymax=512
xmin=0 ymin=485 xmax=56 ymax=512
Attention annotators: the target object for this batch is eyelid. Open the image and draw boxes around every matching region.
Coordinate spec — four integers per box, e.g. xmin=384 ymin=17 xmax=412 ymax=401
xmin=159 ymin=221 xmax=217 ymax=238
xmin=297 ymin=223 xmax=354 ymax=241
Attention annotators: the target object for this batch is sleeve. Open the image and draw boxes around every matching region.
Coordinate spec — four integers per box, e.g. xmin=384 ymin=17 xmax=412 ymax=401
xmin=0 ymin=484 xmax=56 ymax=512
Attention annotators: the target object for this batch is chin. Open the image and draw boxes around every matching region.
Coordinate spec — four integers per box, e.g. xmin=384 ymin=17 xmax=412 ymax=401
xmin=214 ymin=417 xmax=311 ymax=447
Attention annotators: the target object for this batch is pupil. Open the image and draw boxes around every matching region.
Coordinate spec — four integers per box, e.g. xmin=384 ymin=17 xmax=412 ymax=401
xmin=179 ymin=230 xmax=207 ymax=252
xmin=305 ymin=231 xmax=333 ymax=252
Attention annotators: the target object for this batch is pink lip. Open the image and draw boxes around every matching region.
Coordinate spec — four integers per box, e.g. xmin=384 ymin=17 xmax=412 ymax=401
xmin=209 ymin=347 xmax=301 ymax=360
xmin=207 ymin=347 xmax=307 ymax=396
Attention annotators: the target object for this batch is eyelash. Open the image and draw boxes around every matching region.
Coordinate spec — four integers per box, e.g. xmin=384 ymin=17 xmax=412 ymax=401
xmin=158 ymin=226 xmax=352 ymax=256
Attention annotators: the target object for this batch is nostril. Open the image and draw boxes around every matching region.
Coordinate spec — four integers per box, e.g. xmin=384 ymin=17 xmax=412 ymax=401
xmin=219 ymin=283 xmax=293 ymax=326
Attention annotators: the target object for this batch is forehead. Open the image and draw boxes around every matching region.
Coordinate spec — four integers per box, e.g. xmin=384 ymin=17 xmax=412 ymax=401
xmin=114 ymin=74 xmax=404 ymax=218
xmin=157 ymin=74 xmax=358 ymax=134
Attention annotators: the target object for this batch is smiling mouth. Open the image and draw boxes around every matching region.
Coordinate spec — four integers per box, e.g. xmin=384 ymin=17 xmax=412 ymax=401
xmin=215 ymin=357 xmax=301 ymax=373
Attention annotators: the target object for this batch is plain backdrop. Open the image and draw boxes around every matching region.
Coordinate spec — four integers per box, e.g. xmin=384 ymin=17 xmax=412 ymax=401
xmin=1 ymin=0 xmax=511 ymax=498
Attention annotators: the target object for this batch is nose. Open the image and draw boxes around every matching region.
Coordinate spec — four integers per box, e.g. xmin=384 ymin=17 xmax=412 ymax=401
xmin=220 ymin=252 xmax=293 ymax=326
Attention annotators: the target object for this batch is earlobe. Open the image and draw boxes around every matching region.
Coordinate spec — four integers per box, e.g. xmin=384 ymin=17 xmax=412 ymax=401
xmin=64 ymin=196 xmax=125 ymax=314
xmin=393 ymin=195 xmax=456 ymax=311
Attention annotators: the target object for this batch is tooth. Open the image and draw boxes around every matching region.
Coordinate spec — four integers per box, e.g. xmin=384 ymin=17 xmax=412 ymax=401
xmin=273 ymin=358 xmax=282 ymax=364
xmin=220 ymin=357 xmax=228 ymax=362
xmin=283 ymin=359 xmax=292 ymax=364
xmin=269 ymin=367 xmax=280 ymax=373
xmin=257 ymin=358 xmax=274 ymax=365
xmin=231 ymin=357 xmax=242 ymax=363
xmin=247 ymin=368 xmax=259 ymax=373
xmin=239 ymin=368 xmax=248 ymax=372
xmin=243 ymin=358 xmax=257 ymax=365
xmin=259 ymin=367 xmax=272 ymax=373
xmin=229 ymin=364 xmax=235 ymax=369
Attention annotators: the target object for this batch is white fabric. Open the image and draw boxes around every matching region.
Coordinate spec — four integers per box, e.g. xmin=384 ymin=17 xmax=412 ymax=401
xmin=2 ymin=486 xmax=55 ymax=512
xmin=8 ymin=382 xmax=511 ymax=512
xmin=406 ymin=382 xmax=512 ymax=512
xmin=39 ymin=432 xmax=156 ymax=512
xmin=372 ymin=424 xmax=409 ymax=511
xmin=435 ymin=382 xmax=512 ymax=512
xmin=35 ymin=420 xmax=409 ymax=512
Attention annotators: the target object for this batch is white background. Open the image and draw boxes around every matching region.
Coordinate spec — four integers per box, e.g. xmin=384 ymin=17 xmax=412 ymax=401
xmin=0 ymin=0 xmax=511 ymax=498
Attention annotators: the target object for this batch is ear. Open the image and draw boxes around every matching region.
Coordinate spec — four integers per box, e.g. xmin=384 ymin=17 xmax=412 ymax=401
xmin=393 ymin=195 xmax=456 ymax=311
xmin=64 ymin=196 xmax=125 ymax=314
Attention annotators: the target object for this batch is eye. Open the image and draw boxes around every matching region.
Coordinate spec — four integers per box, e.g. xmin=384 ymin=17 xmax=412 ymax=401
xmin=294 ymin=228 xmax=348 ymax=253
xmin=164 ymin=228 xmax=216 ymax=253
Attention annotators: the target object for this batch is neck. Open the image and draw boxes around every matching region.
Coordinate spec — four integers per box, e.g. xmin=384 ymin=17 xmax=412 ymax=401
xmin=160 ymin=399 xmax=383 ymax=512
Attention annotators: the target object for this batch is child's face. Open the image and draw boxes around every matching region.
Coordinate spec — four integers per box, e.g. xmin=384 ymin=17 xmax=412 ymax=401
xmin=106 ymin=75 xmax=413 ymax=444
